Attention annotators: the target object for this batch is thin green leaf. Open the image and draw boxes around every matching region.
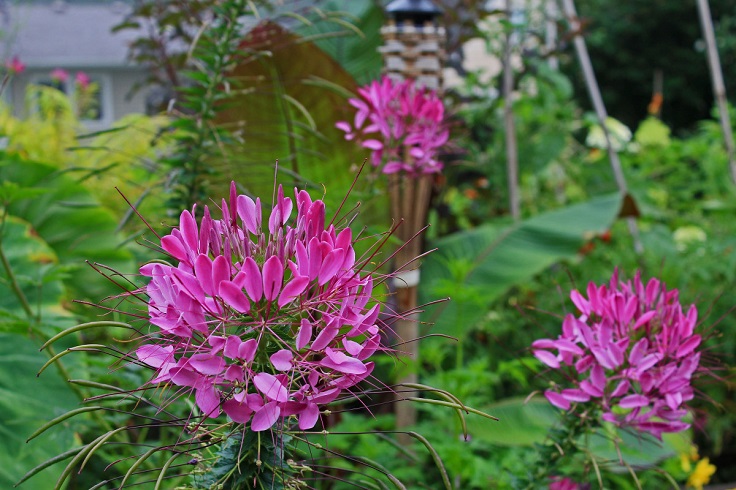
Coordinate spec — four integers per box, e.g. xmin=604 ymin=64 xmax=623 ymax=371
xmin=40 ymin=321 xmax=135 ymax=351
xmin=13 ymin=446 xmax=84 ymax=487
xmin=37 ymin=344 xmax=107 ymax=376
xmin=26 ymin=406 xmax=103 ymax=442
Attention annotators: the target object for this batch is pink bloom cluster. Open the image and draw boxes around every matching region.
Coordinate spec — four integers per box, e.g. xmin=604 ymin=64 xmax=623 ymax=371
xmin=76 ymin=71 xmax=91 ymax=89
xmin=51 ymin=68 xmax=69 ymax=83
xmin=136 ymin=183 xmax=382 ymax=432
xmin=533 ymin=271 xmax=702 ymax=439
xmin=336 ymin=75 xmax=448 ymax=176
xmin=549 ymin=477 xmax=585 ymax=490
xmin=5 ymin=56 xmax=25 ymax=75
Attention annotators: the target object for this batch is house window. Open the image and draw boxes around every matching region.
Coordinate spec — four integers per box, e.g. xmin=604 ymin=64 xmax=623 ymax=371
xmin=31 ymin=70 xmax=112 ymax=127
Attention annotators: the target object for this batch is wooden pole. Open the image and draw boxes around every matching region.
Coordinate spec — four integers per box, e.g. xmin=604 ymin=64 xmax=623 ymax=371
xmin=389 ymin=172 xmax=432 ymax=435
xmin=559 ymin=0 xmax=643 ymax=254
xmin=695 ymin=0 xmax=736 ymax=184
xmin=546 ymin=0 xmax=559 ymax=70
xmin=504 ymin=0 xmax=520 ymax=220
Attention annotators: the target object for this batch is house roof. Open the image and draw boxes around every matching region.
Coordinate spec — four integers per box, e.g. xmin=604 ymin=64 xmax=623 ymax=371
xmin=3 ymin=0 xmax=141 ymax=68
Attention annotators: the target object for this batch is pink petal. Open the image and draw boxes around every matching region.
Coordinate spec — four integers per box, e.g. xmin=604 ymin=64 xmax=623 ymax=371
xmin=270 ymin=349 xmax=293 ymax=371
xmin=319 ymin=248 xmax=345 ymax=285
xmin=311 ymin=327 xmax=339 ymax=352
xmin=223 ymin=398 xmax=253 ymax=423
xmin=224 ymin=335 xmax=243 ymax=359
xmin=570 ymin=289 xmax=590 ymax=315
xmin=361 ymin=139 xmax=383 ymax=150
xmin=211 ymin=255 xmax=231 ymax=292
xmin=194 ymin=254 xmax=214 ymax=295
xmin=136 ymin=344 xmax=174 ymax=368
xmin=251 ymin=401 xmax=280 ymax=431
xmin=533 ymin=349 xmax=560 ymax=369
xmin=278 ymin=275 xmax=309 ymax=307
xmin=335 ymin=121 xmax=351 ymax=133
xmin=219 ymin=281 xmax=250 ymax=313
xmin=170 ymin=366 xmax=198 ymax=387
xmin=343 ymin=339 xmax=363 ymax=357
xmin=236 ymin=194 xmax=259 ymax=235
xmin=676 ymin=335 xmax=701 ymax=359
xmin=189 ymin=353 xmax=226 ymax=375
xmin=161 ymin=235 xmax=188 ymax=262
xmin=561 ymin=388 xmax=590 ymax=403
xmin=179 ymin=210 xmax=199 ymax=252
xmin=320 ymin=350 xmax=367 ymax=375
xmin=196 ymin=383 xmax=220 ymax=417
xmin=254 ymin=372 xmax=289 ymax=402
xmin=296 ymin=318 xmax=313 ymax=350
xmin=545 ymin=390 xmax=571 ymax=410
xmin=619 ymin=394 xmax=649 ymax=409
xmin=239 ymin=338 xmax=258 ymax=362
xmin=242 ymin=257 xmax=263 ymax=301
xmin=299 ymin=403 xmax=320 ymax=430
xmin=262 ymin=256 xmax=284 ymax=302
xmin=633 ymin=310 xmax=657 ymax=329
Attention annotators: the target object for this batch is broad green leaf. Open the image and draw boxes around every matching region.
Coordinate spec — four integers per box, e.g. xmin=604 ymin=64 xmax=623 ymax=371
xmin=0 ymin=153 xmax=134 ymax=303
xmin=0 ymin=333 xmax=81 ymax=489
xmin=0 ymin=216 xmax=66 ymax=321
xmin=469 ymin=397 xmax=688 ymax=468
xmin=468 ymin=397 xmax=558 ymax=447
xmin=294 ymin=1 xmax=384 ymax=85
xmin=212 ymin=21 xmax=387 ymax=222
xmin=420 ymin=194 xmax=624 ymax=337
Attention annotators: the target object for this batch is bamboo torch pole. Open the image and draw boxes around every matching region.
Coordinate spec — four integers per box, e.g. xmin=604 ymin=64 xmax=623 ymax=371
xmin=381 ymin=0 xmax=445 ymax=434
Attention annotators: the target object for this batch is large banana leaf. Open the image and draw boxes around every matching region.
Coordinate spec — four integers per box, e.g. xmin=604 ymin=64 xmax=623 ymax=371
xmin=467 ymin=397 xmax=686 ymax=469
xmin=419 ymin=194 xmax=624 ymax=337
xmin=0 ymin=218 xmax=80 ymax=488
xmin=0 ymin=333 xmax=81 ymax=489
xmin=294 ymin=0 xmax=385 ymax=85
xmin=212 ymin=21 xmax=386 ymax=220
xmin=0 ymin=154 xmax=134 ymax=304
xmin=0 ymin=217 xmax=68 ymax=325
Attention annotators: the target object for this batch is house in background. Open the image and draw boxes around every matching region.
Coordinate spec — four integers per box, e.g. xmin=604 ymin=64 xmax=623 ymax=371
xmin=2 ymin=0 xmax=149 ymax=129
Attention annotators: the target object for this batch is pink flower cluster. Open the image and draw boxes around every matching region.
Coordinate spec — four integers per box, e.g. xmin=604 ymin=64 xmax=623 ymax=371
xmin=336 ymin=75 xmax=448 ymax=176
xmin=533 ymin=271 xmax=702 ymax=439
xmin=5 ymin=56 xmax=24 ymax=75
xmin=136 ymin=183 xmax=382 ymax=432
xmin=549 ymin=477 xmax=585 ymax=490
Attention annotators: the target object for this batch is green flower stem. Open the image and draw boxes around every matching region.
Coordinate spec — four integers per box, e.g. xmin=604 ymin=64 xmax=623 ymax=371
xmin=0 ymin=239 xmax=35 ymax=321
xmin=524 ymin=409 xmax=598 ymax=489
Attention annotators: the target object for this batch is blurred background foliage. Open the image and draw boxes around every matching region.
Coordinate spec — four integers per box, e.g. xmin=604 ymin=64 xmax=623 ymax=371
xmin=1 ymin=0 xmax=735 ymax=488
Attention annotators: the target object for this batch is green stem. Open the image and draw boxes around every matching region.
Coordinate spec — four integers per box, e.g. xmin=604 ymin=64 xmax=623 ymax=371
xmin=0 ymin=240 xmax=36 ymax=321
xmin=523 ymin=410 xmax=597 ymax=489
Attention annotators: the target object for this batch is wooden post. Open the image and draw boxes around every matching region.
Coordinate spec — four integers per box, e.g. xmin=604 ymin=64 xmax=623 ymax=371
xmin=503 ymin=0 xmax=520 ymax=220
xmin=381 ymin=1 xmax=445 ymax=436
xmin=559 ymin=0 xmax=643 ymax=254
xmin=695 ymin=0 xmax=736 ymax=184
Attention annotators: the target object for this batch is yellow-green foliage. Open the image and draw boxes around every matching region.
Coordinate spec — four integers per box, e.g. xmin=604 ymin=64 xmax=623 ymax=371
xmin=74 ymin=113 xmax=177 ymax=221
xmin=0 ymin=85 xmax=78 ymax=163
xmin=0 ymin=84 xmax=177 ymax=227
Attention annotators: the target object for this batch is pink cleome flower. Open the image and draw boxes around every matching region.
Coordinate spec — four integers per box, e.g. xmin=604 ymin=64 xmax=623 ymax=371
xmin=136 ymin=183 xmax=383 ymax=432
xmin=549 ymin=476 xmax=586 ymax=490
xmin=336 ymin=75 xmax=448 ymax=176
xmin=50 ymin=68 xmax=69 ymax=83
xmin=533 ymin=270 xmax=702 ymax=439
xmin=75 ymin=71 xmax=91 ymax=89
xmin=5 ymin=56 xmax=25 ymax=75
